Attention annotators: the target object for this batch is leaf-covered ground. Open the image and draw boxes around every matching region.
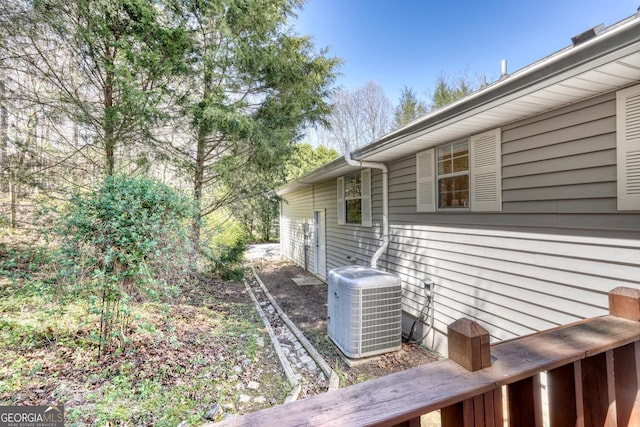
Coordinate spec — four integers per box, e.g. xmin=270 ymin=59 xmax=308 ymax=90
xmin=0 ymin=232 xmax=289 ymax=426
xmin=1 ymin=231 xmax=442 ymax=425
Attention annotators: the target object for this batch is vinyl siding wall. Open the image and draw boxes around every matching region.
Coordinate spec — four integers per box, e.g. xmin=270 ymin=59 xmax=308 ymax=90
xmin=281 ymin=179 xmax=383 ymax=275
xmin=280 ymin=186 xmax=314 ymax=269
xmin=280 ymin=91 xmax=640 ymax=356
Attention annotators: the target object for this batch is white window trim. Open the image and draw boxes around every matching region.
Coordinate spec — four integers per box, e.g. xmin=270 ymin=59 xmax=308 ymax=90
xmin=437 ymin=140 xmax=470 ymax=211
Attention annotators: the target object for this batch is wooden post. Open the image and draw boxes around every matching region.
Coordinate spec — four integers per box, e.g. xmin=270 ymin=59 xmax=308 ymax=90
xmin=609 ymin=287 xmax=640 ymax=321
xmin=442 ymin=318 xmax=499 ymax=427
xmin=447 ymin=318 xmax=491 ymax=371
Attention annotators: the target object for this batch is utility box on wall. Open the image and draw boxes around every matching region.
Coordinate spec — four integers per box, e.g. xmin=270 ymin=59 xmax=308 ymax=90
xmin=327 ymin=266 xmax=402 ymax=358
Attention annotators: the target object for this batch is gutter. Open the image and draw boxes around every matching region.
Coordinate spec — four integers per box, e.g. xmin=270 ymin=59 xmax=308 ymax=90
xmin=344 ymin=143 xmax=389 ymax=270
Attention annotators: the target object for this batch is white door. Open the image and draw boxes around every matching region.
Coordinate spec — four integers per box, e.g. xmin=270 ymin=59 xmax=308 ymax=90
xmin=314 ymin=210 xmax=326 ymax=278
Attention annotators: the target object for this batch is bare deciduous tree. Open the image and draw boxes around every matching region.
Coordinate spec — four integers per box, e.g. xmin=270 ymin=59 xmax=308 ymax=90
xmin=326 ymin=80 xmax=392 ymax=153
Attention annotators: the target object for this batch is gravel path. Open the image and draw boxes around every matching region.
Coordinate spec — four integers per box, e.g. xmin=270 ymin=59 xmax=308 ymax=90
xmin=246 ymin=276 xmax=330 ymax=398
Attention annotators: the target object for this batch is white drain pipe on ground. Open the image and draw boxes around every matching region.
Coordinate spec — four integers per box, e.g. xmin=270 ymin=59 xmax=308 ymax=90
xmin=343 ymin=143 xmax=389 ymax=270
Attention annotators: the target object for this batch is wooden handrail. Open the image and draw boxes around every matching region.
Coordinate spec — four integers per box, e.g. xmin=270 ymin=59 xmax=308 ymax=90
xmin=213 ymin=287 xmax=640 ymax=427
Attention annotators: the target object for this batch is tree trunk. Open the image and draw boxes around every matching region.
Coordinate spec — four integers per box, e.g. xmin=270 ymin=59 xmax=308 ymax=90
xmin=9 ymin=169 xmax=16 ymax=230
xmin=192 ymin=127 xmax=206 ymax=254
xmin=104 ymin=61 xmax=115 ymax=176
xmin=191 ymin=57 xmax=214 ymax=255
xmin=0 ymin=79 xmax=7 ymax=192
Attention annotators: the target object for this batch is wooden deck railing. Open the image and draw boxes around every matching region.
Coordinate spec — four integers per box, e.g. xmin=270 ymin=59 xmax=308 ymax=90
xmin=214 ymin=287 xmax=640 ymax=426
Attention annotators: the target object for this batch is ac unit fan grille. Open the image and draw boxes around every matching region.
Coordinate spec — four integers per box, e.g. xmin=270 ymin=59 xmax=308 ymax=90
xmin=360 ymin=286 xmax=402 ymax=354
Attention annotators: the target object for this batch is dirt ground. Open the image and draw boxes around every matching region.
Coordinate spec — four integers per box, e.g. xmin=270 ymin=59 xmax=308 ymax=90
xmin=252 ymin=257 xmax=441 ymax=387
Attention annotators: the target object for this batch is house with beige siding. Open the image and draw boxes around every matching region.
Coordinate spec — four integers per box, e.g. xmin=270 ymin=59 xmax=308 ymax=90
xmin=277 ymin=13 xmax=640 ymax=356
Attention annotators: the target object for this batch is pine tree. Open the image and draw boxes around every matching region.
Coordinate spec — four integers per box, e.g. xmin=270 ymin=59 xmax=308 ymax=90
xmin=11 ymin=0 xmax=192 ymax=176
xmin=430 ymin=75 xmax=477 ymax=111
xmin=170 ymin=0 xmax=340 ymax=250
xmin=393 ymin=86 xmax=427 ymax=129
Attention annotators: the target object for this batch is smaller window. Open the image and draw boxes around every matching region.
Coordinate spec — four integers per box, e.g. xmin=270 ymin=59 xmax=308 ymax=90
xmin=344 ymin=172 xmax=363 ymax=224
xmin=437 ymin=140 xmax=469 ymax=209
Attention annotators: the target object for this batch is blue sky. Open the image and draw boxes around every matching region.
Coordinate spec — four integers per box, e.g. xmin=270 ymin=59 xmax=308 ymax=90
xmin=293 ymin=1 xmax=639 ymax=105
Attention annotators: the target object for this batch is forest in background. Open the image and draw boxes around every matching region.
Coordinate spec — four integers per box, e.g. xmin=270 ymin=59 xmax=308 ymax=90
xmin=0 ymin=0 xmax=342 ymax=251
xmin=0 ymin=4 xmax=341 ymax=423
xmin=0 ymin=0 xmax=482 ymax=253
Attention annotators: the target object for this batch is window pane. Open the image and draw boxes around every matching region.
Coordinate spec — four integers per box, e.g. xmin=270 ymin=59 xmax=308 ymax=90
xmin=438 ymin=144 xmax=451 ymax=161
xmin=453 ymin=140 xmax=468 ymax=156
xmin=438 ymin=176 xmax=469 ymax=208
xmin=453 ymin=152 xmax=468 ymax=173
xmin=346 ymin=199 xmax=362 ymax=224
xmin=438 ymin=145 xmax=451 ymax=175
xmin=452 ymin=141 xmax=469 ymax=173
xmin=438 ymin=159 xmax=450 ymax=175
xmin=345 ymin=172 xmax=361 ymax=199
xmin=453 ymin=156 xmax=468 ymax=172
xmin=454 ymin=175 xmax=469 ymax=190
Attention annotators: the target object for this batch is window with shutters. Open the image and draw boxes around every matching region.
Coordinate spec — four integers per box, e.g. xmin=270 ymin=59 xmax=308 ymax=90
xmin=337 ymin=169 xmax=372 ymax=226
xmin=416 ymin=128 xmax=501 ymax=213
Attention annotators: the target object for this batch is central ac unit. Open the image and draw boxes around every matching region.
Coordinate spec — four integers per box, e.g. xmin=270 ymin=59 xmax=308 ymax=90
xmin=327 ymin=266 xmax=402 ymax=358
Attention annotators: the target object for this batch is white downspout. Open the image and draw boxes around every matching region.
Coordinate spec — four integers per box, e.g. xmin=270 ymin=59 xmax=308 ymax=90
xmin=343 ymin=143 xmax=389 ymax=270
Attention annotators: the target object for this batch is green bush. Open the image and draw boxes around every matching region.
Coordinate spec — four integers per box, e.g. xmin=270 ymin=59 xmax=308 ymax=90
xmin=54 ymin=174 xmax=195 ymax=355
xmin=203 ymin=209 xmax=249 ymax=280
xmin=211 ymin=238 xmax=249 ymax=281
